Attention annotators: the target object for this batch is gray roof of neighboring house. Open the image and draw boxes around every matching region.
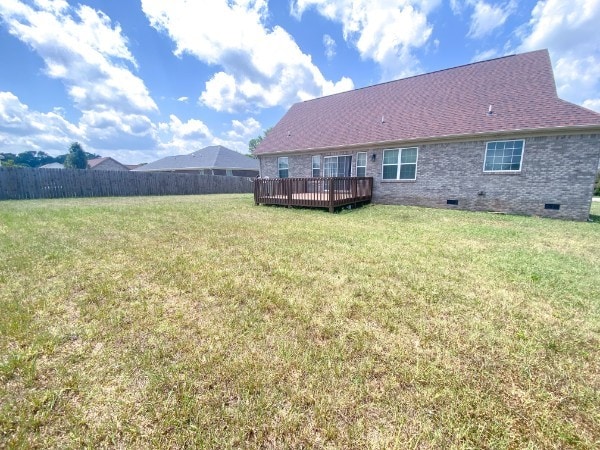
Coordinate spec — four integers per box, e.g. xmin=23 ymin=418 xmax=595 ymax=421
xmin=40 ymin=162 xmax=65 ymax=169
xmin=256 ymin=49 xmax=600 ymax=155
xmin=133 ymin=145 xmax=259 ymax=172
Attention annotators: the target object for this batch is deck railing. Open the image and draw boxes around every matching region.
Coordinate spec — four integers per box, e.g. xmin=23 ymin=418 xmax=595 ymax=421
xmin=254 ymin=177 xmax=373 ymax=212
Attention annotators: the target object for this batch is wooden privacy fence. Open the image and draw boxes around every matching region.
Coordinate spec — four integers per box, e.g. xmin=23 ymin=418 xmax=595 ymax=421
xmin=0 ymin=167 xmax=254 ymax=200
xmin=254 ymin=177 xmax=373 ymax=212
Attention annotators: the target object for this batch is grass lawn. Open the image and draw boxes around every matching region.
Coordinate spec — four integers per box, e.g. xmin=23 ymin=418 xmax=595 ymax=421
xmin=1 ymin=195 xmax=599 ymax=448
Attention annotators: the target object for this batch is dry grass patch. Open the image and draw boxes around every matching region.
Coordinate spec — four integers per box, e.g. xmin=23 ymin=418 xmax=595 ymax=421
xmin=1 ymin=195 xmax=599 ymax=448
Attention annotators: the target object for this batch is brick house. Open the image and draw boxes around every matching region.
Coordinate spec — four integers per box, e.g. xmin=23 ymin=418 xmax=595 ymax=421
xmin=40 ymin=157 xmax=130 ymax=170
xmin=88 ymin=157 xmax=130 ymax=171
xmin=134 ymin=145 xmax=259 ymax=177
xmin=255 ymin=50 xmax=600 ymax=220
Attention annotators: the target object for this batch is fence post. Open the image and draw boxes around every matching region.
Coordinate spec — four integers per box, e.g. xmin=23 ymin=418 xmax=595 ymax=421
xmin=254 ymin=178 xmax=259 ymax=205
xmin=328 ymin=178 xmax=334 ymax=213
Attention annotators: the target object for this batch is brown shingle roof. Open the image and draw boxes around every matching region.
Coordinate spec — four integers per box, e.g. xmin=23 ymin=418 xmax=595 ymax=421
xmin=87 ymin=157 xmax=108 ymax=168
xmin=87 ymin=157 xmax=129 ymax=170
xmin=256 ymin=49 xmax=600 ymax=155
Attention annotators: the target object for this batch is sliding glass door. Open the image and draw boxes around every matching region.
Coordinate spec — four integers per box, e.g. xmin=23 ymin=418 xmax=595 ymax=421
xmin=323 ymin=155 xmax=352 ymax=177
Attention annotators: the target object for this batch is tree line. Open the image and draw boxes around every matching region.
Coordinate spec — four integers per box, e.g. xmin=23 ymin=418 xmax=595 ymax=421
xmin=248 ymin=127 xmax=272 ymax=156
xmin=0 ymin=143 xmax=99 ymax=169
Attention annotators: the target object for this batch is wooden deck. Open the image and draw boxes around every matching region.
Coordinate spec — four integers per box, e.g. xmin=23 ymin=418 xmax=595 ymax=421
xmin=254 ymin=177 xmax=373 ymax=212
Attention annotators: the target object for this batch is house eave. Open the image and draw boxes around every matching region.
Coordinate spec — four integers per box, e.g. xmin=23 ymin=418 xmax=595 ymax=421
xmin=256 ymin=125 xmax=600 ymax=156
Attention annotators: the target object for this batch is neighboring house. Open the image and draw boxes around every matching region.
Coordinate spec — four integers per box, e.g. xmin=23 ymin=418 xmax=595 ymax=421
xmin=125 ymin=164 xmax=144 ymax=171
xmin=39 ymin=162 xmax=64 ymax=169
xmin=255 ymin=49 xmax=600 ymax=221
xmin=88 ymin=157 xmax=130 ymax=171
xmin=134 ymin=145 xmax=259 ymax=177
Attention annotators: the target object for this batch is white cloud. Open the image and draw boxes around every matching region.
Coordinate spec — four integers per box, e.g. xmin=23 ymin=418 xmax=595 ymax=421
xmin=468 ymin=1 xmax=516 ymax=38
xmin=292 ymin=0 xmax=441 ymax=80
xmin=471 ymin=48 xmax=501 ymax=62
xmin=79 ymin=110 xmax=158 ymax=151
xmin=552 ymin=56 xmax=600 ymax=102
xmin=518 ymin=0 xmax=600 ymax=54
xmin=155 ymin=115 xmax=214 ymax=156
xmin=323 ymin=34 xmax=336 ymax=59
xmin=210 ymin=137 xmax=254 ymax=154
xmin=0 ymin=91 xmax=83 ymax=154
xmin=177 ymin=96 xmax=189 ymax=103
xmin=0 ymin=1 xmax=165 ymax=162
xmin=33 ymin=0 xmax=69 ymax=15
xmin=582 ymin=99 xmax=600 ymax=112
xmin=226 ymin=118 xmax=262 ymax=140
xmin=200 ymin=72 xmax=243 ymax=113
xmin=0 ymin=91 xmax=161 ymax=159
xmin=449 ymin=0 xmax=463 ymax=14
xmin=517 ymin=0 xmax=600 ymax=109
xmin=141 ymin=0 xmax=353 ymax=113
xmin=0 ymin=0 xmax=157 ymax=113
xmin=155 ymin=115 xmax=262 ymax=156
xmin=222 ymin=118 xmax=263 ymax=153
xmin=450 ymin=1 xmax=516 ymax=38
xmin=167 ymin=115 xmax=212 ymax=141
xmin=0 ymin=89 xmax=259 ymax=163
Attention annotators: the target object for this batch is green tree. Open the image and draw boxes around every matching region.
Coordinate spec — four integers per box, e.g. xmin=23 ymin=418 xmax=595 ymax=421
xmin=13 ymin=151 xmax=55 ymax=168
xmin=1 ymin=153 xmax=16 ymax=167
xmin=64 ymin=142 xmax=88 ymax=169
xmin=1 ymin=159 xmax=17 ymax=167
xmin=248 ymin=127 xmax=272 ymax=156
xmin=54 ymin=151 xmax=99 ymax=165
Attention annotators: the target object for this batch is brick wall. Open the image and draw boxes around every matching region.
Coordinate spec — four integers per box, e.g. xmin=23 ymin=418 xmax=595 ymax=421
xmin=212 ymin=169 xmax=258 ymax=177
xmin=232 ymin=169 xmax=260 ymax=177
xmin=259 ymin=134 xmax=600 ymax=220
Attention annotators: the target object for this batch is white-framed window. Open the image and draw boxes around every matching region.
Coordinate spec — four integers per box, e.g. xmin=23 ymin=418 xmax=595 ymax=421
xmin=278 ymin=157 xmax=289 ymax=178
xmin=382 ymin=147 xmax=418 ymax=180
xmin=312 ymin=155 xmax=321 ymax=177
xmin=484 ymin=140 xmax=524 ymax=172
xmin=226 ymin=169 xmax=233 ymax=176
xmin=323 ymin=155 xmax=352 ymax=177
xmin=356 ymin=152 xmax=367 ymax=177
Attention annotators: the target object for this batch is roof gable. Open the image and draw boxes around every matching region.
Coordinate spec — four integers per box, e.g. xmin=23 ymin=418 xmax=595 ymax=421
xmin=87 ymin=157 xmax=128 ymax=170
xmin=256 ymin=50 xmax=600 ymax=155
xmin=87 ymin=157 xmax=108 ymax=168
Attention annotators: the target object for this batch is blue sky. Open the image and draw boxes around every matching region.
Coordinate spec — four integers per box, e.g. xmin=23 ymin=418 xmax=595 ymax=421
xmin=1 ymin=0 xmax=599 ymax=164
